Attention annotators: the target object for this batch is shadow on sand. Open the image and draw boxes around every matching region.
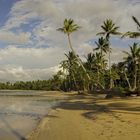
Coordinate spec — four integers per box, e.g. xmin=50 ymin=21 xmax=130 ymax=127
xmin=56 ymin=94 xmax=140 ymax=120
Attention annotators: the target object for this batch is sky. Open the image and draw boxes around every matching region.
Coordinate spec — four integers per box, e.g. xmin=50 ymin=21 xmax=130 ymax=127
xmin=0 ymin=0 xmax=139 ymax=82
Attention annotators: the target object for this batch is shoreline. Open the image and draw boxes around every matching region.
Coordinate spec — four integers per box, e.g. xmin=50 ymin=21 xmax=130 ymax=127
xmin=27 ymin=93 xmax=140 ymax=140
xmin=26 ymin=91 xmax=72 ymax=140
xmin=26 ymin=108 xmax=58 ymax=140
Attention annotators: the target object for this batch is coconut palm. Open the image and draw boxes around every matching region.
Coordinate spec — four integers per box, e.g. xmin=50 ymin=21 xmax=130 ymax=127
xmin=97 ymin=19 xmax=121 ymax=88
xmin=122 ymin=16 xmax=140 ymax=38
xmin=123 ymin=43 xmax=140 ymax=91
xmin=57 ymin=18 xmax=90 ymax=81
xmin=94 ymin=37 xmax=109 ymax=56
xmin=60 ymin=51 xmax=79 ymax=90
xmin=85 ymin=52 xmax=107 ymax=89
xmin=85 ymin=53 xmax=95 ymax=71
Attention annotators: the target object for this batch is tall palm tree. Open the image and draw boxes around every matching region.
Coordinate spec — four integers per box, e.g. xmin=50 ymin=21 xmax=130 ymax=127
xmin=122 ymin=16 xmax=140 ymax=38
xmin=57 ymin=18 xmax=90 ymax=80
xmin=97 ymin=19 xmax=121 ymax=88
xmin=123 ymin=43 xmax=140 ymax=91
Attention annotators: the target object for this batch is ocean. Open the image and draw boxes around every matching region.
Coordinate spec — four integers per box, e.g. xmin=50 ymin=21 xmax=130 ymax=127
xmin=0 ymin=90 xmax=60 ymax=140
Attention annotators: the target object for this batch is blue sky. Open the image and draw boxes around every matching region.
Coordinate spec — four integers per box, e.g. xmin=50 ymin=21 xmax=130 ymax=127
xmin=0 ymin=0 xmax=16 ymax=27
xmin=0 ymin=0 xmax=139 ymax=81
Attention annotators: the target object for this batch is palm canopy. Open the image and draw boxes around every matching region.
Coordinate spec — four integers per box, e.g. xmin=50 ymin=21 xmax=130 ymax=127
xmin=57 ymin=18 xmax=80 ymax=34
xmin=123 ymin=43 xmax=140 ymax=64
xmin=97 ymin=19 xmax=121 ymax=39
xmin=94 ymin=37 xmax=110 ymax=54
xmin=62 ymin=52 xmax=78 ymax=65
xmin=60 ymin=52 xmax=78 ymax=73
xmin=85 ymin=52 xmax=107 ymax=71
xmin=122 ymin=16 xmax=140 ymax=38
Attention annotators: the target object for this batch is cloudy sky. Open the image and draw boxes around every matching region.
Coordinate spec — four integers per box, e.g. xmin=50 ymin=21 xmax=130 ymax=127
xmin=0 ymin=0 xmax=139 ymax=81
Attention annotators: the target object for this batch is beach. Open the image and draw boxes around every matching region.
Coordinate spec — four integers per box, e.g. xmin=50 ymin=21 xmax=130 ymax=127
xmin=27 ymin=93 xmax=140 ymax=140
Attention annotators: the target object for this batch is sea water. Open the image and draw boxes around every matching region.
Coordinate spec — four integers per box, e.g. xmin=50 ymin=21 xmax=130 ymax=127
xmin=0 ymin=90 xmax=60 ymax=140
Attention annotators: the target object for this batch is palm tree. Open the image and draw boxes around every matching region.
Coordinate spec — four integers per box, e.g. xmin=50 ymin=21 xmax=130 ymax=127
xmin=85 ymin=53 xmax=95 ymax=71
xmin=123 ymin=43 xmax=140 ymax=91
xmin=57 ymin=18 xmax=90 ymax=81
xmin=94 ymin=37 xmax=109 ymax=56
xmin=97 ymin=19 xmax=121 ymax=88
xmin=119 ymin=62 xmax=134 ymax=90
xmin=85 ymin=52 xmax=107 ymax=89
xmin=60 ymin=52 xmax=79 ymax=90
xmin=122 ymin=16 xmax=140 ymax=38
xmin=94 ymin=52 xmax=104 ymax=88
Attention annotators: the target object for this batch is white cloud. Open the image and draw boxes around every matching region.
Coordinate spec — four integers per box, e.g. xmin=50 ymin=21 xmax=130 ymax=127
xmin=4 ymin=0 xmax=62 ymax=30
xmin=0 ymin=30 xmax=31 ymax=45
xmin=0 ymin=65 xmax=59 ymax=82
xmin=0 ymin=46 xmax=66 ymax=69
xmin=0 ymin=46 xmax=65 ymax=81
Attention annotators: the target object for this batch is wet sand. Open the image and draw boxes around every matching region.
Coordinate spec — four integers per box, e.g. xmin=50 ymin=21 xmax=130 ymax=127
xmin=27 ymin=93 xmax=140 ymax=140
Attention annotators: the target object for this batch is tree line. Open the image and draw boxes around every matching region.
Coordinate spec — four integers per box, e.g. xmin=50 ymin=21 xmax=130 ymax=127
xmin=0 ymin=77 xmax=63 ymax=90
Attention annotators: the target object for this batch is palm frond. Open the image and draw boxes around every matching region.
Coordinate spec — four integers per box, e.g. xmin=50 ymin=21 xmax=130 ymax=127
xmin=132 ymin=16 xmax=140 ymax=28
xmin=96 ymin=32 xmax=106 ymax=36
xmin=57 ymin=28 xmax=64 ymax=32
xmin=122 ymin=31 xmax=140 ymax=38
xmin=112 ymin=31 xmax=122 ymax=35
xmin=57 ymin=18 xmax=81 ymax=34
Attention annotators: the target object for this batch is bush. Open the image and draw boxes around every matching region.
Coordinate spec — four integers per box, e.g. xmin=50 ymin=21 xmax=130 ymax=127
xmin=105 ymin=87 xmax=126 ymax=99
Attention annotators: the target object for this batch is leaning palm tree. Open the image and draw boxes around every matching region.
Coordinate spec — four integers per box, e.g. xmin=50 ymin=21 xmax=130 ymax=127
xmin=122 ymin=16 xmax=140 ymax=38
xmin=97 ymin=19 xmax=121 ymax=88
xmin=57 ymin=18 xmax=90 ymax=81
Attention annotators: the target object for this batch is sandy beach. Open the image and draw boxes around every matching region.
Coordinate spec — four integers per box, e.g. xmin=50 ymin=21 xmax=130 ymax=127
xmin=27 ymin=93 xmax=140 ymax=140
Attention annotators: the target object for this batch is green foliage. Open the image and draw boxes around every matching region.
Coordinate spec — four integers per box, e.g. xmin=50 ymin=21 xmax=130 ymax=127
xmin=57 ymin=18 xmax=81 ymax=35
xmin=0 ymin=74 xmax=64 ymax=91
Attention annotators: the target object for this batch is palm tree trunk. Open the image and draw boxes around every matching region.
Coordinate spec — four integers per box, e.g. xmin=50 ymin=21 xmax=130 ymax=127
xmin=138 ymin=64 xmax=140 ymax=90
xmin=133 ymin=65 xmax=137 ymax=91
xmin=100 ymin=49 xmax=103 ymax=57
xmin=72 ymin=71 xmax=79 ymax=91
xmin=106 ymin=35 xmax=113 ymax=89
xmin=108 ymin=47 xmax=114 ymax=89
xmin=108 ymin=49 xmax=112 ymax=88
xmin=124 ymin=71 xmax=132 ymax=91
xmin=97 ymin=69 xmax=99 ymax=85
xmin=67 ymin=34 xmax=91 ymax=80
